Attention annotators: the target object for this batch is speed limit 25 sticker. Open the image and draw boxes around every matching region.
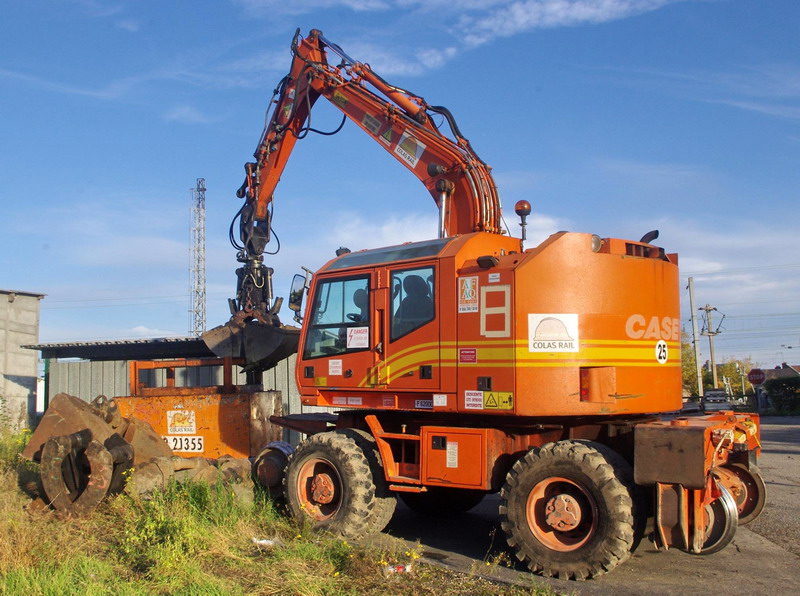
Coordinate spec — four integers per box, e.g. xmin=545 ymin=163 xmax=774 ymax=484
xmin=655 ymin=340 xmax=668 ymax=364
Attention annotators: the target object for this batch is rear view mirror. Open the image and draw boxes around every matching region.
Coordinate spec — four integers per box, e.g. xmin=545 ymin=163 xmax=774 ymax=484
xmin=288 ymin=274 xmax=306 ymax=313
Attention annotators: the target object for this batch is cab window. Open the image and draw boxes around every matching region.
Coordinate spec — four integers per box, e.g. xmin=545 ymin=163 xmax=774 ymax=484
xmin=303 ymin=276 xmax=370 ymax=359
xmin=391 ymin=266 xmax=435 ymax=341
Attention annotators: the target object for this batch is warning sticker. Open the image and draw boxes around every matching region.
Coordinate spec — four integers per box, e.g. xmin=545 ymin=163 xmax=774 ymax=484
xmin=347 ymin=327 xmax=369 ymax=349
xmin=394 ymin=131 xmax=426 ymax=168
xmin=333 ymin=91 xmax=348 ymax=108
xmin=433 ymin=394 xmax=448 ymax=407
xmin=483 ymin=392 xmax=513 ymax=410
xmin=329 ymin=359 xmax=342 ymax=376
xmin=464 ymin=390 xmax=483 ymax=410
xmin=446 ymin=442 xmax=459 ymax=468
xmin=167 ymin=410 xmax=196 ymax=435
xmin=380 ymin=128 xmax=393 ymax=145
xmin=458 ymin=277 xmax=479 ymax=313
xmin=459 ymin=348 xmax=477 ymax=363
xmin=528 ymin=314 xmax=579 ymax=353
xmin=362 ymin=113 xmax=382 ymax=136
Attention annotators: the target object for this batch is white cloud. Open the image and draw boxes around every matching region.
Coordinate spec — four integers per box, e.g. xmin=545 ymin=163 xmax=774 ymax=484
xmin=230 ymin=1 xmax=688 ymax=75
xmin=615 ymin=63 xmax=800 ymax=123
xmin=162 ymin=104 xmax=212 ymax=124
xmin=129 ymin=325 xmax=182 ymax=338
xmin=324 ymin=212 xmax=439 ymax=249
xmin=236 ymin=0 xmax=391 ymax=15
xmin=465 ymin=0 xmax=681 ymax=47
xmin=632 ymin=217 xmax=800 ymax=363
xmin=329 ymin=41 xmax=439 ymax=76
xmin=115 ymin=19 xmax=141 ymax=33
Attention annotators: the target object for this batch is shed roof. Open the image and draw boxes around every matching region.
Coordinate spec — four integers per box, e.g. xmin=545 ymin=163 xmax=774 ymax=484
xmin=1 ymin=289 xmax=46 ymax=299
xmin=24 ymin=337 xmax=214 ymax=361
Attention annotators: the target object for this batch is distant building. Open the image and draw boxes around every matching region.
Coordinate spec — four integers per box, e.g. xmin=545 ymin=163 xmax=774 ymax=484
xmin=755 ymin=363 xmax=800 ymax=411
xmin=1 ymin=289 xmax=45 ymax=429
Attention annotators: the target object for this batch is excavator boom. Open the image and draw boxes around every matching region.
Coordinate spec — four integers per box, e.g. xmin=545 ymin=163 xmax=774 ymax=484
xmin=206 ymin=29 xmax=503 ymax=370
xmin=245 ymin=28 xmax=502 ymax=237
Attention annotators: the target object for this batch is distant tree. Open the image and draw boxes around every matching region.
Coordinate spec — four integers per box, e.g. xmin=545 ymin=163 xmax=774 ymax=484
xmin=763 ymin=377 xmax=800 ymax=412
xmin=674 ymin=332 xmax=756 ymax=398
xmin=681 ymin=332 xmax=700 ymax=396
xmin=718 ymin=357 xmax=757 ymax=396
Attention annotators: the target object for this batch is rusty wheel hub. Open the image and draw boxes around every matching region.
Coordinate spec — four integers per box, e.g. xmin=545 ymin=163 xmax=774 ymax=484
xmin=545 ymin=493 xmax=582 ymax=531
xmin=310 ymin=472 xmax=336 ymax=504
xmin=296 ymin=457 xmax=343 ymax=521
xmin=527 ymin=476 xmax=598 ymax=552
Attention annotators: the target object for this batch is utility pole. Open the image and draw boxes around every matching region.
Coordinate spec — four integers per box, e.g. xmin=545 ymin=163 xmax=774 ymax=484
xmin=189 ymin=178 xmax=207 ymax=337
xmin=699 ymin=304 xmax=722 ymax=388
xmin=687 ymin=278 xmax=704 ymax=396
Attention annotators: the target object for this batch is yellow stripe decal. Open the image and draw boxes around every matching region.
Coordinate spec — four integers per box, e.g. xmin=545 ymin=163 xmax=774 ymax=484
xmin=357 ymin=338 xmax=680 ymax=385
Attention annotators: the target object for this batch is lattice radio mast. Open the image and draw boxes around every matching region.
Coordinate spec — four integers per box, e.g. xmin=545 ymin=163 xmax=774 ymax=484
xmin=189 ymin=178 xmax=206 ymax=336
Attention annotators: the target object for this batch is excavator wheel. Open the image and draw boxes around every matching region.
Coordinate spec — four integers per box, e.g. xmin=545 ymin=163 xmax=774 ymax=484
xmin=283 ymin=430 xmax=389 ymax=539
xmin=500 ymin=440 xmax=636 ymax=581
xmin=399 ymin=487 xmax=486 ymax=516
xmin=717 ymin=463 xmax=767 ymax=525
xmin=337 ymin=429 xmax=396 ymax=533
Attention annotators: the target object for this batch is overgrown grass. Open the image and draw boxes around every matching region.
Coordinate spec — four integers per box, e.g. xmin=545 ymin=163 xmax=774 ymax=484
xmin=0 ymin=430 xmax=557 ymax=595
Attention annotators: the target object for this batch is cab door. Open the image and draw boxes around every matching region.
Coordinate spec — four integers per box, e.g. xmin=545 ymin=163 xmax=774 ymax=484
xmin=299 ymin=273 xmax=377 ymax=389
xmin=380 ymin=263 xmax=440 ymax=391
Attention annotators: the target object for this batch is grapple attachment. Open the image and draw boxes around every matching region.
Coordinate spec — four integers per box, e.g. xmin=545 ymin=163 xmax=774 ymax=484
xmin=203 ymin=315 xmax=300 ymax=371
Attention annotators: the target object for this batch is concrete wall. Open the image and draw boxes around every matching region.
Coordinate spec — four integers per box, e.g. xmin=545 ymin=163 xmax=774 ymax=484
xmin=1 ymin=290 xmax=43 ymax=430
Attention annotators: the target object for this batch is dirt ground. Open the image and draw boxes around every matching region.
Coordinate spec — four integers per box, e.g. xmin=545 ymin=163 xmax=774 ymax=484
xmin=380 ymin=416 xmax=800 ymax=595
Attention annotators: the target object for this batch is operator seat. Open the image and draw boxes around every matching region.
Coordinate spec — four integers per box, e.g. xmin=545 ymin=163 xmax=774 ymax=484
xmin=352 ymin=288 xmax=369 ymax=322
xmin=394 ymin=275 xmax=434 ymax=336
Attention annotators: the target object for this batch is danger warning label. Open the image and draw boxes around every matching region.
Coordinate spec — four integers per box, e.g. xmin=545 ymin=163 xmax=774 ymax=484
xmin=483 ymin=392 xmax=513 ymax=410
xmin=463 ymin=390 xmax=513 ymax=410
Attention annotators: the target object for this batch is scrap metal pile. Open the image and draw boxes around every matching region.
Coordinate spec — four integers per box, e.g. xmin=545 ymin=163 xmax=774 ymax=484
xmin=21 ymin=393 xmax=265 ymax=516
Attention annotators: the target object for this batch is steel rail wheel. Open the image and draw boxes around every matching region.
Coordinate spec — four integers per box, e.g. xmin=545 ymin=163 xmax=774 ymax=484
xmin=698 ymin=484 xmax=738 ymax=555
xmin=500 ymin=440 xmax=636 ymax=580
xmin=284 ymin=431 xmax=385 ymax=539
xmin=718 ymin=463 xmax=767 ymax=525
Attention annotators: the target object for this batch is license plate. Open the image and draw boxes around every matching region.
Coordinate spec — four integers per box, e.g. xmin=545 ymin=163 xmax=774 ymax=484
xmin=163 ymin=435 xmax=205 ymax=453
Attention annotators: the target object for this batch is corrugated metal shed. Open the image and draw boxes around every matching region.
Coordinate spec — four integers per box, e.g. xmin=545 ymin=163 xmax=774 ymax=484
xmin=25 ymin=337 xmax=332 ymax=443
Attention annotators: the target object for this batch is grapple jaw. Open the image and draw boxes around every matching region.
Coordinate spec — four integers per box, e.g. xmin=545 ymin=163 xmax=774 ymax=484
xmin=203 ymin=314 xmax=300 ymax=371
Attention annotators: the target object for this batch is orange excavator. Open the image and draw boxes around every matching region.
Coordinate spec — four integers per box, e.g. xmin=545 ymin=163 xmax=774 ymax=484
xmin=208 ymin=29 xmax=765 ymax=579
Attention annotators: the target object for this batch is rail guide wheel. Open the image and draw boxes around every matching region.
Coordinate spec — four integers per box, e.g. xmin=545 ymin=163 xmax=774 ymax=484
xmin=717 ymin=463 xmax=767 ymax=525
xmin=697 ymin=484 xmax=739 ymax=555
xmin=500 ymin=440 xmax=637 ymax=581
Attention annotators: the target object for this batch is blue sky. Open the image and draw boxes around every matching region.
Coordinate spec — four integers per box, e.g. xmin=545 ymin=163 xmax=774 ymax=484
xmin=1 ymin=0 xmax=798 ymax=369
